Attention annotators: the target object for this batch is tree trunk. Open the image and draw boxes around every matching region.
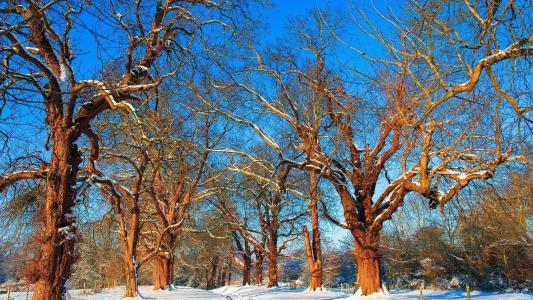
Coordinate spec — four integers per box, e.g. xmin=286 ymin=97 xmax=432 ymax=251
xmin=123 ymin=253 xmax=137 ymax=298
xmin=32 ymin=130 xmax=81 ymax=300
xmin=304 ymin=172 xmax=322 ymax=291
xmin=243 ymin=242 xmax=252 ymax=286
xmin=266 ymin=250 xmax=278 ymax=288
xmin=243 ymin=257 xmax=251 ymax=286
xmin=120 ymin=194 xmax=141 ymax=297
xmin=207 ymin=256 xmax=219 ymax=289
xmin=218 ymin=269 xmax=226 ymax=287
xmin=153 ymin=254 xmax=173 ymax=290
xmin=354 ymin=234 xmax=381 ymax=296
xmin=253 ymin=250 xmax=263 ymax=285
xmin=303 ymin=226 xmax=322 ymax=291
xmin=227 ymin=259 xmax=232 ymax=285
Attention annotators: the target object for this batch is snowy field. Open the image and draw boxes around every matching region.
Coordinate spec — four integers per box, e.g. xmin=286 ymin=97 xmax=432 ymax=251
xmin=1 ymin=285 xmax=532 ymax=299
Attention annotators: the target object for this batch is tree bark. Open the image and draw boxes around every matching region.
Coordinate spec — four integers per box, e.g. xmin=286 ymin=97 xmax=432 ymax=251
xmin=354 ymin=233 xmax=382 ymax=296
xmin=303 ymin=172 xmax=322 ymax=291
xmin=303 ymin=226 xmax=322 ymax=291
xmin=227 ymin=258 xmax=232 ymax=285
xmin=207 ymin=256 xmax=219 ymax=289
xmin=253 ymin=248 xmax=264 ymax=285
xmin=32 ymin=129 xmax=81 ymax=300
xmin=243 ymin=256 xmax=251 ymax=286
xmin=119 ymin=203 xmax=140 ymax=298
xmin=232 ymin=231 xmax=252 ymax=286
xmin=123 ymin=253 xmax=138 ymax=298
xmin=217 ymin=268 xmax=226 ymax=287
xmin=266 ymin=248 xmax=278 ymax=288
xmin=153 ymin=254 xmax=173 ymax=290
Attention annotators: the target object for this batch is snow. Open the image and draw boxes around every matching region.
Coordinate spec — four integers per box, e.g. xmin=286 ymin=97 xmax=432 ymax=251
xmin=213 ymin=285 xmax=347 ymax=299
xmin=59 ymin=63 xmax=67 ymax=82
xmin=348 ymin=288 xmax=391 ymax=299
xmin=58 ymin=224 xmax=77 ymax=241
xmin=0 ymin=286 xmax=226 ymax=300
xmin=75 ymin=177 xmax=94 ymax=200
xmin=213 ymin=286 xmax=533 ymax=299
xmin=458 ymin=173 xmax=468 ymax=180
xmin=1 ymin=285 xmax=531 ymax=299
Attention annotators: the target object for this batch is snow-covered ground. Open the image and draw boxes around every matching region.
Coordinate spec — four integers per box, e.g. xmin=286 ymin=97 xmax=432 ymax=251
xmin=0 ymin=286 xmax=226 ymax=300
xmin=1 ymin=285 xmax=531 ymax=299
xmin=214 ymin=286 xmax=533 ymax=300
xmin=214 ymin=285 xmax=351 ymax=299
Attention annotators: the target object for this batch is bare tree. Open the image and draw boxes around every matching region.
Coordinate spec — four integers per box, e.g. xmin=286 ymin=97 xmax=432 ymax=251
xmin=139 ymin=103 xmax=228 ymax=291
xmin=0 ymin=0 xmax=253 ymax=297
xmin=213 ymin=5 xmax=530 ymax=295
xmin=303 ymin=171 xmax=323 ymax=291
xmin=89 ymin=114 xmax=151 ymax=298
xmin=231 ymin=229 xmax=252 ymax=285
xmin=0 ymin=1 xmax=181 ymax=297
xmin=212 ymin=147 xmax=307 ymax=288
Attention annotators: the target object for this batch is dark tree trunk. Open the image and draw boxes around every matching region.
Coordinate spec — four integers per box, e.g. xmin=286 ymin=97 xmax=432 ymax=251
xmin=232 ymin=231 xmax=252 ymax=286
xmin=243 ymin=257 xmax=251 ymax=286
xmin=207 ymin=256 xmax=219 ymax=289
xmin=243 ymin=242 xmax=252 ymax=286
xmin=217 ymin=268 xmax=226 ymax=287
xmin=32 ymin=129 xmax=81 ymax=300
xmin=227 ymin=259 xmax=232 ymax=285
xmin=253 ymin=248 xmax=264 ymax=285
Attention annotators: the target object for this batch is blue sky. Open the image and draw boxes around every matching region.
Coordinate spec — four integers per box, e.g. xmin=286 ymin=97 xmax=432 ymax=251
xmin=0 ymin=0 xmax=431 ymax=248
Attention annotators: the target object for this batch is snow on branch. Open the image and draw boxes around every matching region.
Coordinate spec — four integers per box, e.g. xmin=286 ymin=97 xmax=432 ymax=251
xmin=76 ymin=80 xmax=142 ymax=125
xmin=414 ymin=35 xmax=533 ymax=127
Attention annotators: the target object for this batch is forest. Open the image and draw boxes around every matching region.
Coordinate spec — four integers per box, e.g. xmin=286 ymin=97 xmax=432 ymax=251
xmin=0 ymin=0 xmax=531 ymax=299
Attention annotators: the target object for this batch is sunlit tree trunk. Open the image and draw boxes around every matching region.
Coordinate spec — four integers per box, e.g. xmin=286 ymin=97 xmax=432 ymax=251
xmin=303 ymin=172 xmax=322 ymax=291
xmin=152 ymin=230 xmax=177 ymax=290
xmin=123 ymin=251 xmax=138 ymax=298
xmin=153 ymin=254 xmax=173 ymax=290
xmin=303 ymin=225 xmax=322 ymax=291
xmin=354 ymin=232 xmax=381 ymax=296
xmin=119 ymin=202 xmax=140 ymax=297
xmin=266 ymin=236 xmax=278 ymax=288
xmin=32 ymin=129 xmax=81 ymax=300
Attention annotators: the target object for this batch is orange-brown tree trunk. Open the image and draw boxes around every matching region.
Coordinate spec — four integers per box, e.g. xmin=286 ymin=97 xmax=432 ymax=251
xmin=303 ymin=172 xmax=322 ymax=291
xmin=123 ymin=253 xmax=137 ymax=298
xmin=153 ymin=254 xmax=173 ymax=290
xmin=354 ymin=234 xmax=382 ymax=296
xmin=303 ymin=226 xmax=322 ymax=291
xmin=266 ymin=249 xmax=278 ymax=288
xmin=120 ymin=206 xmax=140 ymax=298
xmin=31 ymin=130 xmax=81 ymax=300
